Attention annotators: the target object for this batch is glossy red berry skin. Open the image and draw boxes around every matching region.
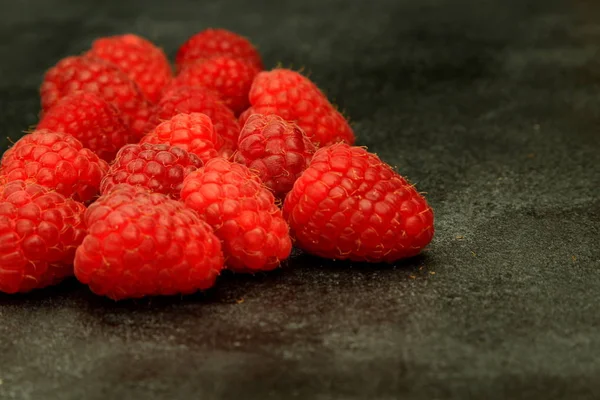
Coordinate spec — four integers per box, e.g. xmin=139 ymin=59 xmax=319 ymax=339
xmin=37 ymin=92 xmax=136 ymax=162
xmin=40 ymin=56 xmax=151 ymax=138
xmin=176 ymin=28 xmax=263 ymax=72
xmin=140 ymin=113 xmax=220 ymax=163
xmin=0 ymin=180 xmax=86 ymax=294
xmin=243 ymin=69 xmax=355 ymax=147
xmin=283 ymin=144 xmax=434 ymax=262
xmin=101 ymin=143 xmax=203 ymax=199
xmin=169 ymin=56 xmax=259 ymax=115
xmin=1 ymin=130 xmax=109 ymax=203
xmin=86 ymin=34 xmax=173 ymax=103
xmin=181 ymin=158 xmax=292 ymax=272
xmin=74 ymin=185 xmax=224 ymax=300
xmin=234 ymin=114 xmax=316 ymax=198
xmin=147 ymin=86 xmax=241 ymax=158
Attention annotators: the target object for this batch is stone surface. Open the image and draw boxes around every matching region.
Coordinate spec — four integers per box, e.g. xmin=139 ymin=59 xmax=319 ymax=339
xmin=1 ymin=0 xmax=599 ymax=399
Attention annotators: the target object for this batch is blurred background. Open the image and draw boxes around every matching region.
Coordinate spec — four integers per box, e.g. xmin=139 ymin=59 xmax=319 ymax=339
xmin=1 ymin=0 xmax=599 ymax=399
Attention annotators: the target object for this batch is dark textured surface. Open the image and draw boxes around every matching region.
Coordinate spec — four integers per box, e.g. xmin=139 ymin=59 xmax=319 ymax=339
xmin=1 ymin=0 xmax=600 ymax=399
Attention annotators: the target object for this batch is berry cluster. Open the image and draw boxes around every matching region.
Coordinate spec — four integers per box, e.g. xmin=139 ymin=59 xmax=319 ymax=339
xmin=0 ymin=29 xmax=434 ymax=300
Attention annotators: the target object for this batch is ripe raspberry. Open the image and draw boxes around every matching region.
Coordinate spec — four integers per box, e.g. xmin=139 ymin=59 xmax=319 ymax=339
xmin=245 ymin=69 xmax=355 ymax=147
xmin=86 ymin=34 xmax=173 ymax=103
xmin=234 ymin=114 xmax=316 ymax=198
xmin=74 ymin=185 xmax=224 ymax=300
xmin=101 ymin=143 xmax=203 ymax=198
xmin=40 ymin=55 xmax=151 ymax=138
xmin=148 ymin=86 xmax=241 ymax=158
xmin=0 ymin=180 xmax=86 ymax=294
xmin=141 ymin=113 xmax=220 ymax=163
xmin=169 ymin=56 xmax=259 ymax=115
xmin=37 ymin=92 xmax=136 ymax=162
xmin=176 ymin=28 xmax=263 ymax=72
xmin=129 ymin=104 xmax=154 ymax=138
xmin=181 ymin=158 xmax=292 ymax=272
xmin=283 ymin=144 xmax=434 ymax=262
xmin=0 ymin=130 xmax=109 ymax=202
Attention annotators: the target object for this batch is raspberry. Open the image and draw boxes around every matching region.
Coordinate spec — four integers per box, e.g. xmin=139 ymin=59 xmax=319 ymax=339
xmin=148 ymin=86 xmax=241 ymax=158
xmin=0 ymin=130 xmax=109 ymax=202
xmin=234 ymin=114 xmax=316 ymax=198
xmin=0 ymin=180 xmax=86 ymax=294
xmin=169 ymin=56 xmax=259 ymax=115
xmin=181 ymin=158 xmax=292 ymax=272
xmin=86 ymin=34 xmax=173 ymax=103
xmin=101 ymin=143 xmax=203 ymax=198
xmin=141 ymin=113 xmax=220 ymax=163
xmin=37 ymin=92 xmax=136 ymax=162
xmin=283 ymin=144 xmax=434 ymax=262
xmin=129 ymin=104 xmax=154 ymax=138
xmin=74 ymin=185 xmax=224 ymax=300
xmin=176 ymin=28 xmax=263 ymax=72
xmin=40 ymin=55 xmax=151 ymax=138
xmin=244 ymin=69 xmax=355 ymax=147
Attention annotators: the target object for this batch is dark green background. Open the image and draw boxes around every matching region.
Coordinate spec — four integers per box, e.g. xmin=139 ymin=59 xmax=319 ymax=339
xmin=1 ymin=0 xmax=599 ymax=399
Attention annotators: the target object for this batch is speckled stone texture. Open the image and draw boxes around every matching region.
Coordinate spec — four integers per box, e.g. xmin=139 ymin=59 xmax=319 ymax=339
xmin=1 ymin=0 xmax=599 ymax=399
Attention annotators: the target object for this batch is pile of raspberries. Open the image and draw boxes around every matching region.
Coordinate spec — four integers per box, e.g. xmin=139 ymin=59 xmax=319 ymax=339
xmin=0 ymin=29 xmax=435 ymax=300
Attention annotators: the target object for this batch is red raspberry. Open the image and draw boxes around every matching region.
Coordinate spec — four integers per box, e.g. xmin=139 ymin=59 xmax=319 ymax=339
xmin=244 ymin=69 xmax=355 ymax=147
xmin=234 ymin=114 xmax=316 ymax=198
xmin=129 ymin=104 xmax=154 ymax=138
xmin=86 ymin=34 xmax=173 ymax=103
xmin=40 ymin=55 xmax=151 ymax=139
xmin=0 ymin=180 xmax=86 ymax=294
xmin=148 ymin=86 xmax=241 ymax=158
xmin=74 ymin=185 xmax=224 ymax=300
xmin=169 ymin=56 xmax=259 ymax=115
xmin=176 ymin=28 xmax=263 ymax=72
xmin=141 ymin=113 xmax=220 ymax=163
xmin=101 ymin=143 xmax=203 ymax=198
xmin=283 ymin=144 xmax=434 ymax=262
xmin=0 ymin=130 xmax=109 ymax=202
xmin=181 ymin=158 xmax=292 ymax=272
xmin=37 ymin=92 xmax=136 ymax=162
